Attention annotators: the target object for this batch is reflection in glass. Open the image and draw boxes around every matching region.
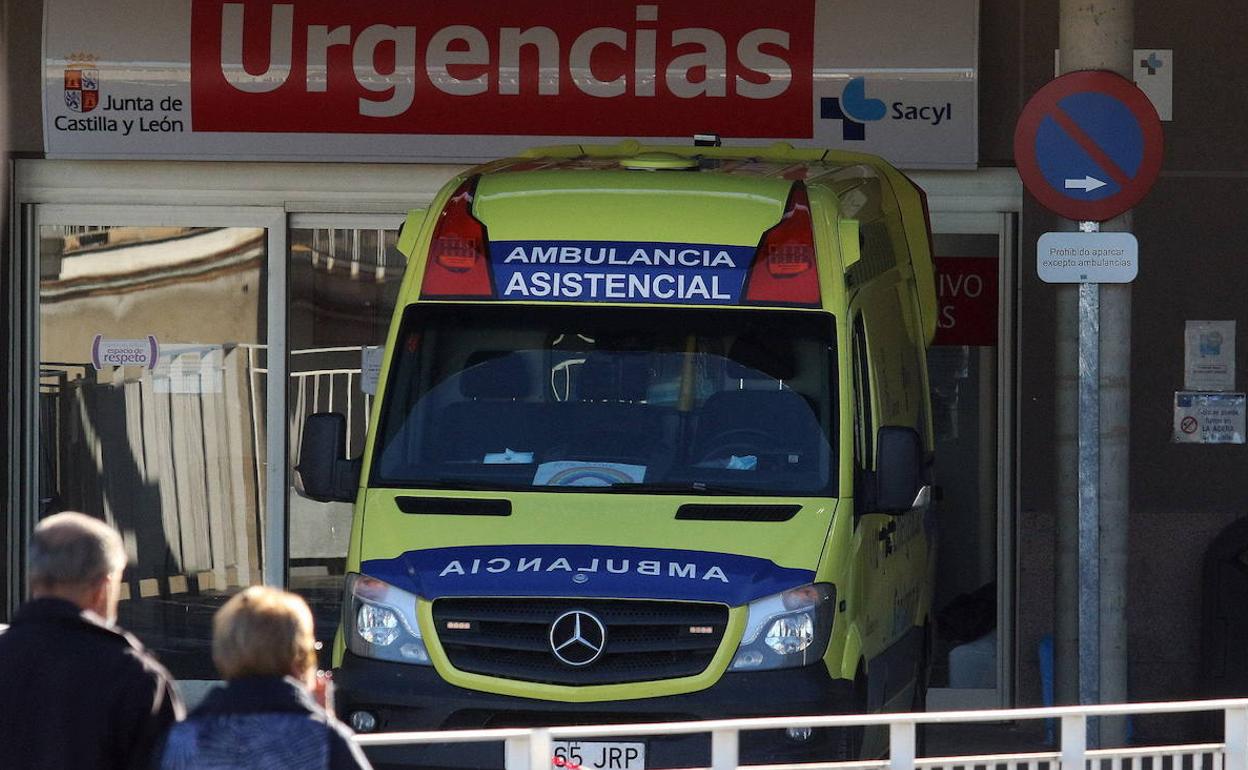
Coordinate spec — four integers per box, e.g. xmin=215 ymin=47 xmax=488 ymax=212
xmin=38 ymin=224 xmax=266 ymax=678
xmin=927 ymin=234 xmax=1000 ymax=694
xmin=287 ymin=226 xmax=403 ymax=665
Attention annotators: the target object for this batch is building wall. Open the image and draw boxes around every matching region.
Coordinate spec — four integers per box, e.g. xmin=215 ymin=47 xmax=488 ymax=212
xmin=1 ymin=0 xmax=11 ymax=620
xmin=978 ymin=0 xmax=1026 ymax=166
xmin=6 ymin=0 xmax=40 ymax=153
xmin=4 ymin=0 xmax=50 ymax=617
xmin=1010 ymin=0 xmax=1248 ymax=743
xmin=5 ymin=0 xmax=1248 ymax=732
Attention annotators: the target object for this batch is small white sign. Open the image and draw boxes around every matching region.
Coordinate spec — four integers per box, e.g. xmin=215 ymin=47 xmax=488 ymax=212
xmin=1174 ymin=391 xmax=1246 ymax=444
xmin=361 ymin=346 xmax=384 ymax=396
xmin=1185 ymin=320 xmax=1236 ymax=391
xmin=1037 ymin=232 xmax=1139 ymax=283
xmin=1055 ymin=51 xmax=1174 ymax=121
xmin=91 ymin=334 xmax=159 ymax=370
xmin=1134 ymin=49 xmax=1173 ymax=121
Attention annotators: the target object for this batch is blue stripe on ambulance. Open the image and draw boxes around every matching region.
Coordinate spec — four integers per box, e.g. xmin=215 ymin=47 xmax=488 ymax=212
xmin=361 ymin=544 xmax=814 ymax=605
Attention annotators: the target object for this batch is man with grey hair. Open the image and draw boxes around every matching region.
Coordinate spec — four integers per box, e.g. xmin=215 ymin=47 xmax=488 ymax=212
xmin=0 ymin=511 xmax=184 ymax=769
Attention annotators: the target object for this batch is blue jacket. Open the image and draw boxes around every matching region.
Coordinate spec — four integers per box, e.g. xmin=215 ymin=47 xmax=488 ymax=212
xmin=160 ymin=676 xmax=371 ymax=770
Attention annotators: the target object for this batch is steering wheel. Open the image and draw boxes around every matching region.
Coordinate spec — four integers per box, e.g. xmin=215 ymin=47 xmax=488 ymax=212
xmin=697 ymin=428 xmax=779 ymax=462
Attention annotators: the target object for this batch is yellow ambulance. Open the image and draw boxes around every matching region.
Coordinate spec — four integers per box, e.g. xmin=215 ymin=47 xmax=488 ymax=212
xmin=299 ymin=140 xmax=938 ymax=768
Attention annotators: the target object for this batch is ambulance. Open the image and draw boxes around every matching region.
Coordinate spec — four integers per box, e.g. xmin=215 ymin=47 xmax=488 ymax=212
xmin=298 ymin=140 xmax=938 ymax=769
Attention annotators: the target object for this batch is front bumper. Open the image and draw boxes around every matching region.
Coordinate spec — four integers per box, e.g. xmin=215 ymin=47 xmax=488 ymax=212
xmin=337 ymin=652 xmax=859 ymax=769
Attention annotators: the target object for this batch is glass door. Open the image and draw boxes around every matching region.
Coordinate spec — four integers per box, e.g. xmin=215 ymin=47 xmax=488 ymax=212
xmin=286 ymin=213 xmax=410 ymax=665
xmin=30 ymin=205 xmax=285 ymax=679
xmin=925 ymin=212 xmax=1017 ymax=709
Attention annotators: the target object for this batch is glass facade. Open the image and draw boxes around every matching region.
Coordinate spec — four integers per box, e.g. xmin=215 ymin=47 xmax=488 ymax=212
xmin=287 ymin=225 xmax=404 ymax=666
xmin=927 ymin=233 xmax=1002 ymax=694
xmin=12 ymin=201 xmax=1011 ymax=706
xmin=38 ymin=224 xmax=267 ymax=677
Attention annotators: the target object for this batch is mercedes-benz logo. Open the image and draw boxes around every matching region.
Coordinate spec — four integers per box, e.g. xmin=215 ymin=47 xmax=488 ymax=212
xmin=548 ymin=610 xmax=607 ymax=667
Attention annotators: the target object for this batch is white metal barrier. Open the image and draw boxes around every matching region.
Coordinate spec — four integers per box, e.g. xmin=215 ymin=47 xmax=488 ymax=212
xmin=285 ymin=345 xmax=373 ymax=459
xmin=354 ymin=699 xmax=1248 ymax=770
xmin=240 ymin=343 xmax=374 ymax=463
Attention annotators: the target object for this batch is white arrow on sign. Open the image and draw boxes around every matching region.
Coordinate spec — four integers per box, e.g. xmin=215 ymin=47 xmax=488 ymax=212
xmin=1064 ymin=175 xmax=1107 ymax=192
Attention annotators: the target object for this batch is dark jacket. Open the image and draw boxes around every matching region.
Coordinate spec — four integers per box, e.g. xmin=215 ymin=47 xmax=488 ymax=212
xmin=0 ymin=597 xmax=184 ymax=770
xmin=159 ymin=675 xmax=372 ymax=770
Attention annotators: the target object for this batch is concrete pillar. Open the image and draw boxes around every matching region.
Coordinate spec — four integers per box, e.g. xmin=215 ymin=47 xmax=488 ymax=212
xmin=1054 ymin=0 xmax=1134 ymax=747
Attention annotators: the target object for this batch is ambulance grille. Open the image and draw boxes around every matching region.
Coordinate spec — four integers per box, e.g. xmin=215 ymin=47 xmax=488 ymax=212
xmin=431 ymin=598 xmax=729 ymax=686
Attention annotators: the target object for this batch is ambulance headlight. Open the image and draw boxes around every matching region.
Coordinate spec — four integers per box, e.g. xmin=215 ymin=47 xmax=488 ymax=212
xmin=730 ymin=584 xmax=835 ymax=671
xmin=345 ymin=573 xmax=431 ymax=666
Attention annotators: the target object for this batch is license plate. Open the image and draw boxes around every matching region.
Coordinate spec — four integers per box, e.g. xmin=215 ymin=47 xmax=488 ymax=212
xmin=552 ymin=741 xmax=646 ymax=770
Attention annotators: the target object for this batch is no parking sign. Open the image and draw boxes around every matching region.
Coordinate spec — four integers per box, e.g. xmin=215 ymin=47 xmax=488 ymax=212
xmin=1014 ymin=70 xmax=1163 ymax=222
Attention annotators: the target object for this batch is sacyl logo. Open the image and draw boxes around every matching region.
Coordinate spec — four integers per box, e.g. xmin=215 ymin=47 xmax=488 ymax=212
xmin=821 ymin=77 xmax=885 ymax=140
xmin=821 ymin=76 xmax=954 ymax=141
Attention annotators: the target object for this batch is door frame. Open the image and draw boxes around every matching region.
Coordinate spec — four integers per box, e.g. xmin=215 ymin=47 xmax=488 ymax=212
xmin=17 ymin=203 xmax=287 ymax=588
xmin=8 ymin=157 xmax=458 ymax=609
xmin=8 ymin=160 xmax=1021 ymax=702
xmin=922 ymin=208 xmax=1019 ymax=710
xmin=910 ymin=168 xmax=1021 ymax=707
xmin=284 ymin=212 xmax=412 ymax=586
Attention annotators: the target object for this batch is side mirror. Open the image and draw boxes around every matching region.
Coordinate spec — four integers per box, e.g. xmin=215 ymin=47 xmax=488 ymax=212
xmin=875 ymin=426 xmax=924 ymax=513
xmin=297 ymin=413 xmax=361 ymax=503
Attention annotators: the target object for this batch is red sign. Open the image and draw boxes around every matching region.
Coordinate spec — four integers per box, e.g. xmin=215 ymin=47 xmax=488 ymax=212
xmin=932 ymin=257 xmax=998 ymax=347
xmin=189 ymin=0 xmax=815 ymax=137
xmin=1013 ymin=70 xmax=1163 ymax=221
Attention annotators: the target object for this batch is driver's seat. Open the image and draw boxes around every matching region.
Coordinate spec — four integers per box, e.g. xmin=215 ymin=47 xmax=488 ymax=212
xmin=691 ymin=389 xmax=822 ymax=465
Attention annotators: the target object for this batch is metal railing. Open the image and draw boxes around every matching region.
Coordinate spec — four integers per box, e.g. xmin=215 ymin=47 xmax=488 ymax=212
xmin=306 ymin=226 xmax=398 ymax=282
xmin=354 ymin=699 xmax=1248 ymax=770
xmin=286 ymin=345 xmax=373 ymax=461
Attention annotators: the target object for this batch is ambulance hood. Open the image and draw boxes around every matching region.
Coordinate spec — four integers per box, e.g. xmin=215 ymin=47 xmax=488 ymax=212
xmin=357 ymin=492 xmax=838 ymax=607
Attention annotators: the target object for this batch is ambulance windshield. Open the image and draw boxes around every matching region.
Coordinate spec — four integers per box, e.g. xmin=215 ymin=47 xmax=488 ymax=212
xmin=373 ymin=304 xmax=836 ymax=496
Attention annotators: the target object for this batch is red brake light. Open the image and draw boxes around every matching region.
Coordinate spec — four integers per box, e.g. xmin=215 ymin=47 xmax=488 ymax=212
xmin=420 ymin=176 xmax=492 ymax=298
xmin=744 ymin=183 xmax=821 ymax=306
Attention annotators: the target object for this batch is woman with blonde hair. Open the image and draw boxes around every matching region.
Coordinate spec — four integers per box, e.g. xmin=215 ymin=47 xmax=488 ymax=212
xmin=159 ymin=586 xmax=371 ymax=769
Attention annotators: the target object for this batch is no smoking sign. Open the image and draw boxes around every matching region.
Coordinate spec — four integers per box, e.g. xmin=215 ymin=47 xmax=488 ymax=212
xmin=1174 ymin=392 xmax=1246 ymax=444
